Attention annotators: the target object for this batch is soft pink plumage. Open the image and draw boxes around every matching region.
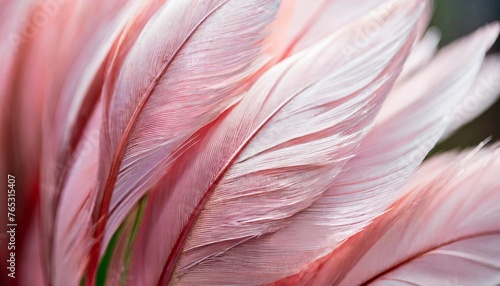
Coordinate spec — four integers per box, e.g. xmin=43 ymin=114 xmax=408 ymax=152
xmin=0 ymin=0 xmax=499 ymax=285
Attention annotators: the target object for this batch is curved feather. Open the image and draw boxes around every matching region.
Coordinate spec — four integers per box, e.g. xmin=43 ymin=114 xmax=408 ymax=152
xmin=285 ymin=0 xmax=388 ymax=56
xmin=41 ymin=5 xmax=165 ymax=279
xmin=398 ymin=27 xmax=441 ymax=81
xmin=51 ymin=101 xmax=102 ymax=286
xmin=91 ymin=0 xmax=284 ymax=282
xmin=376 ymin=23 xmax=499 ymax=125
xmin=128 ymin=1 xmax=423 ymax=285
xmin=272 ymin=148 xmax=500 ymax=286
xmin=48 ymin=0 xmax=142 ymax=184
xmin=284 ymin=0 xmax=433 ymax=56
xmin=29 ymin=1 xmax=140 ymax=284
xmin=0 ymin=2 xmax=130 ymax=283
xmin=273 ymin=22 xmax=499 ymax=286
xmin=341 ymin=147 xmax=500 ymax=285
xmin=442 ymin=54 xmax=500 ymax=139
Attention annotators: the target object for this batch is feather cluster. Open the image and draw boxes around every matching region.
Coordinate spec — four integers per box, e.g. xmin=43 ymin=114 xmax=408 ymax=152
xmin=0 ymin=0 xmax=499 ymax=285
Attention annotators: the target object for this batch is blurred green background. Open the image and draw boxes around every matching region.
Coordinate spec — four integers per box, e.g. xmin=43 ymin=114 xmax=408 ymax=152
xmin=432 ymin=0 xmax=500 ymax=152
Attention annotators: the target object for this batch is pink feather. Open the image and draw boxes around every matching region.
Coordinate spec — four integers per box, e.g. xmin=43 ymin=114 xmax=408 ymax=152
xmin=1 ymin=0 xmax=499 ymax=285
xmin=90 ymin=0 xmax=287 ymax=282
xmin=341 ymin=146 xmax=500 ymax=285
xmin=272 ymin=22 xmax=499 ymax=286
xmin=128 ymin=1 xmax=423 ymax=284
xmin=284 ymin=0 xmax=433 ymax=57
xmin=50 ymin=102 xmax=102 ymax=286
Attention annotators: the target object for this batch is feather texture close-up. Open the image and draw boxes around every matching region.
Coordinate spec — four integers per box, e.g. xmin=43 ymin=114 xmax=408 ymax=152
xmin=0 ymin=0 xmax=499 ymax=285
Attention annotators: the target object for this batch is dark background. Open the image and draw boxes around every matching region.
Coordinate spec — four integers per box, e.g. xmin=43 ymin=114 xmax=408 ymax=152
xmin=432 ymin=0 xmax=500 ymax=152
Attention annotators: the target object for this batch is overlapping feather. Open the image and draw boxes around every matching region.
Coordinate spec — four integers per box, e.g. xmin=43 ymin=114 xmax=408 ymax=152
xmin=89 ymin=0 xmax=287 ymax=282
xmin=273 ymin=22 xmax=499 ymax=286
xmin=128 ymin=1 xmax=424 ymax=285
xmin=284 ymin=0 xmax=432 ymax=57
xmin=0 ymin=0 xmax=499 ymax=285
xmin=340 ymin=146 xmax=500 ymax=285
